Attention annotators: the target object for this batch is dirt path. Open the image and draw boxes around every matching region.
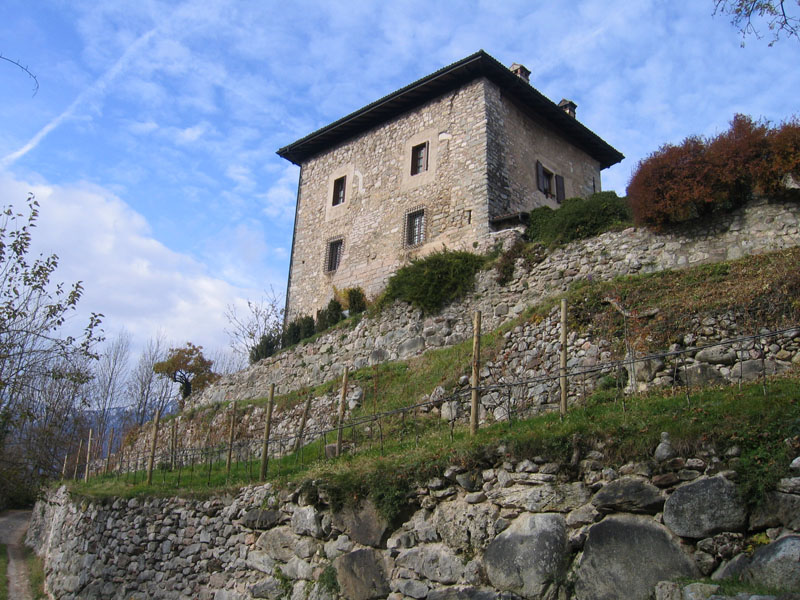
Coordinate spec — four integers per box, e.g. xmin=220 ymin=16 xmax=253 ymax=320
xmin=0 ymin=509 xmax=33 ymax=600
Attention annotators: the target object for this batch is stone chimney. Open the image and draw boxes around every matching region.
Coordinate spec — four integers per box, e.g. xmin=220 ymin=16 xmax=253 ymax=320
xmin=509 ymin=63 xmax=530 ymax=83
xmin=558 ymin=98 xmax=577 ymax=118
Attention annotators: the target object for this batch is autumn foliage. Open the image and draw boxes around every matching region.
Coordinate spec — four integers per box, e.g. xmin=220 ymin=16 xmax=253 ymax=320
xmin=153 ymin=342 xmax=218 ymax=407
xmin=627 ymin=115 xmax=800 ymax=228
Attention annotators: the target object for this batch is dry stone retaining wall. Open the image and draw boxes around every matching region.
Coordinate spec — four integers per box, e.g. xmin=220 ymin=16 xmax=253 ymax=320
xmin=28 ymin=442 xmax=800 ymax=599
xmin=196 ymin=198 xmax=800 ymax=408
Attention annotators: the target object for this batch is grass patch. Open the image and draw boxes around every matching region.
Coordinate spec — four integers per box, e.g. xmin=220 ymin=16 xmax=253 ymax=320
xmin=0 ymin=545 xmax=8 ymax=600
xmin=25 ymin=547 xmax=45 ymax=600
xmin=565 ymin=247 xmax=800 ymax=354
xmin=318 ymin=564 xmax=340 ymax=595
xmin=71 ymin=373 xmax=800 ymax=520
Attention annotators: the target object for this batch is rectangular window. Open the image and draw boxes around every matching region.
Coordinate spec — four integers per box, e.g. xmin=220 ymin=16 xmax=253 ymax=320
xmin=405 ymin=209 xmax=425 ymax=246
xmin=332 ymin=176 xmax=346 ymax=206
xmin=410 ymin=142 xmax=428 ymax=176
xmin=536 ymin=160 xmax=554 ymax=198
xmin=326 ymin=239 xmax=343 ymax=272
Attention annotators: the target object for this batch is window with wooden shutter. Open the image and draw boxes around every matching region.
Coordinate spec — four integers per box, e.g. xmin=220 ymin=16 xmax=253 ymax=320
xmin=536 ymin=160 xmax=554 ymax=197
xmin=555 ymin=175 xmax=565 ymax=203
xmin=411 ymin=142 xmax=428 ymax=176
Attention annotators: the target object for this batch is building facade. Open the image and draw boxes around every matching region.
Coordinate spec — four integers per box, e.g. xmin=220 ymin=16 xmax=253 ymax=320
xmin=278 ymin=51 xmax=623 ymax=320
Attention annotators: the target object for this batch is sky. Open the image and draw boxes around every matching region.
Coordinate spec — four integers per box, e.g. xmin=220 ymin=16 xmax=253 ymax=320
xmin=1 ymin=0 xmax=798 ymax=359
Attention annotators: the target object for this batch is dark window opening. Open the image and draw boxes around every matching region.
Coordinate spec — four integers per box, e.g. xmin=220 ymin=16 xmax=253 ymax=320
xmin=332 ymin=176 xmax=346 ymax=206
xmin=536 ymin=160 xmax=554 ymax=197
xmin=405 ymin=209 xmax=425 ymax=246
xmin=326 ymin=239 xmax=343 ymax=272
xmin=410 ymin=142 xmax=428 ymax=176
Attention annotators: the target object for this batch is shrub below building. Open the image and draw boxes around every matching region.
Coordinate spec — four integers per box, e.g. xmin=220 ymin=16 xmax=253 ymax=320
xmin=379 ymin=249 xmax=486 ymax=314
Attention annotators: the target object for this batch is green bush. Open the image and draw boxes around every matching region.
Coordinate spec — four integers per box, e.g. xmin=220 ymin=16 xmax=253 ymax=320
xmin=524 ymin=191 xmax=632 ymax=246
xmin=282 ymin=319 xmax=302 ymax=347
xmin=346 ymin=287 xmax=367 ymax=314
xmin=316 ymin=298 xmax=343 ymax=333
xmin=249 ymin=332 xmax=281 ymax=363
xmin=298 ymin=315 xmax=315 ymax=339
xmin=381 ymin=250 xmax=485 ymax=313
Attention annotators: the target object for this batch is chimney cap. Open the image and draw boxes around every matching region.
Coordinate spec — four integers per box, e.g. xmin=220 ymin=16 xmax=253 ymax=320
xmin=509 ymin=63 xmax=531 ymax=83
xmin=558 ymin=98 xmax=577 ymax=117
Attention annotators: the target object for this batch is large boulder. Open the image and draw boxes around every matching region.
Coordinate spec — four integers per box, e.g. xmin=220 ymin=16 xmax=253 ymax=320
xmin=483 ymin=513 xmax=567 ymax=599
xmin=663 ymin=476 xmax=747 ymax=538
xmin=256 ymin=526 xmax=302 ymax=562
xmin=573 ymin=514 xmax=698 ymax=600
xmin=395 ymin=543 xmax=465 ymax=584
xmin=291 ymin=505 xmax=324 ymax=538
xmin=333 ymin=549 xmax=390 ymax=600
xmin=491 ymin=482 xmax=590 ymax=513
xmin=241 ymin=509 xmax=282 ymax=530
xmin=591 ymin=477 xmax=665 ymax=514
xmin=744 ymin=535 xmax=800 ymax=591
xmin=749 ymin=492 xmax=800 ymax=530
xmin=331 ymin=500 xmax=388 ymax=547
xmin=432 ymin=498 xmax=500 ymax=552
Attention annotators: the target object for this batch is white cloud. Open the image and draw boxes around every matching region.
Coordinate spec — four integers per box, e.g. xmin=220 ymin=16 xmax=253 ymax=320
xmin=128 ymin=119 xmax=158 ymax=135
xmin=175 ymin=121 xmax=212 ymax=144
xmin=0 ymin=171 xmax=258 ymax=353
xmin=260 ymin=164 xmax=300 ymax=222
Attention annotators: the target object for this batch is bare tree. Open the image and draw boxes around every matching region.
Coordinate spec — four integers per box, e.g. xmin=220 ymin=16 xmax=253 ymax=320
xmin=125 ymin=334 xmax=174 ymax=428
xmin=225 ymin=288 xmax=284 ymax=362
xmin=714 ymin=0 xmax=800 ymax=44
xmin=207 ymin=346 xmax=246 ymax=376
xmin=87 ymin=331 xmax=131 ymax=450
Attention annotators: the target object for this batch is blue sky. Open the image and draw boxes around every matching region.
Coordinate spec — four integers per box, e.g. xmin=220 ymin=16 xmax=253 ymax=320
xmin=1 ymin=0 xmax=798 ymax=357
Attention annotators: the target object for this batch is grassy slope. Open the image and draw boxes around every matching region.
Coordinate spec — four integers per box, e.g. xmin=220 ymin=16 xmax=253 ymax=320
xmin=73 ymin=247 xmax=800 ymax=513
xmin=0 ymin=544 xmax=7 ymax=600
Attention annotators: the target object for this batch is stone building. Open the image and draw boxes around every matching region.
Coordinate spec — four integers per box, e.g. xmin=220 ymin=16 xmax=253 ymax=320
xmin=278 ymin=50 xmax=623 ymax=320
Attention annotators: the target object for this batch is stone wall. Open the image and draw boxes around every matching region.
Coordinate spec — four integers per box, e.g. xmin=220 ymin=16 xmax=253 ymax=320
xmin=28 ymin=440 xmax=800 ymax=599
xmin=197 ymin=198 xmax=800 ymax=408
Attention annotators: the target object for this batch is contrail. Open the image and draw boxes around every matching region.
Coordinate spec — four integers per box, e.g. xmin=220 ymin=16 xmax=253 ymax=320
xmin=1 ymin=28 xmax=157 ymax=169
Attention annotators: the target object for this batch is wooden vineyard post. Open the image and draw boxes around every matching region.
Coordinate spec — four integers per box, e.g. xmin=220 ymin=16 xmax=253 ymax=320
xmin=260 ymin=384 xmax=275 ymax=481
xmin=226 ymin=401 xmax=237 ymax=477
xmin=84 ymin=429 xmax=93 ymax=482
xmin=336 ymin=367 xmax=349 ymax=457
xmin=72 ymin=439 xmax=82 ymax=480
xmin=470 ymin=311 xmax=481 ymax=436
xmin=560 ymin=298 xmax=568 ymax=417
xmin=146 ymin=409 xmax=161 ymax=486
xmin=61 ymin=451 xmax=69 ymax=481
xmin=105 ymin=428 xmax=114 ymax=474
xmin=294 ymin=391 xmax=313 ymax=454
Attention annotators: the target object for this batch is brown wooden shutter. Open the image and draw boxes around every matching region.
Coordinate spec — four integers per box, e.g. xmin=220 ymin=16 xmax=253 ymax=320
xmin=555 ymin=175 xmax=565 ymax=203
xmin=536 ymin=161 xmax=545 ymax=193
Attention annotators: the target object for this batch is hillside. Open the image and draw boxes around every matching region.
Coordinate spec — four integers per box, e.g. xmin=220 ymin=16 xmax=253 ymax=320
xmin=76 ymin=243 xmax=800 ymax=500
xmin=35 ymin=203 xmax=800 ymax=600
